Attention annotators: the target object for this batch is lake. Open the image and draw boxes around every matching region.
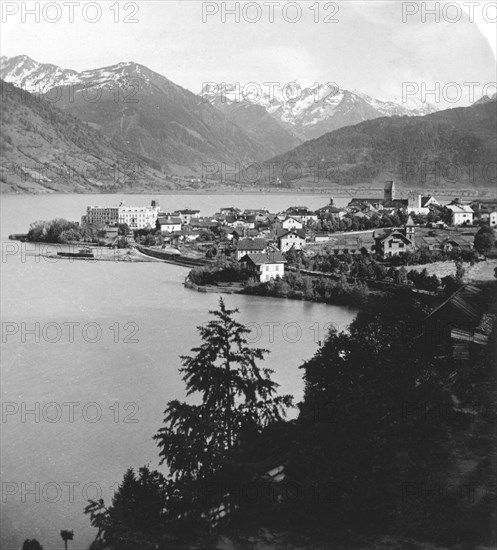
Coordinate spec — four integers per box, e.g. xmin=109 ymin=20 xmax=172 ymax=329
xmin=0 ymin=194 xmax=357 ymax=550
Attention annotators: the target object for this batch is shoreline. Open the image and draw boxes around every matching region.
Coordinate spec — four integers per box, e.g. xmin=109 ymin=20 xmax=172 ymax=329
xmin=184 ymin=277 xmax=244 ymax=294
xmin=6 ymin=238 xmax=209 ymax=267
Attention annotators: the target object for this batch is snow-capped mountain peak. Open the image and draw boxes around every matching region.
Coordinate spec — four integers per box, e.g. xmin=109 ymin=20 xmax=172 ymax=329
xmin=0 ymin=54 xmax=80 ymax=93
xmin=200 ymin=79 xmax=439 ymax=139
xmin=0 ymin=55 xmax=170 ymax=96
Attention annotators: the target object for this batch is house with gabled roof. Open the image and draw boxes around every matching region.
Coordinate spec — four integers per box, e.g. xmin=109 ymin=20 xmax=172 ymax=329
xmin=172 ymin=208 xmax=200 ymax=225
xmin=236 ymin=238 xmax=268 ymax=260
xmin=157 ymin=216 xmax=182 ymax=233
xmin=424 ymin=284 xmax=494 ymax=360
xmin=441 ymin=235 xmax=474 ymax=252
xmin=276 ymin=216 xmax=304 ymax=232
xmin=445 ymin=199 xmax=474 ymax=226
xmin=277 ymin=229 xmax=306 ymax=252
xmin=219 ymin=207 xmax=241 ymax=216
xmin=189 ymin=218 xmax=219 ymax=230
xmin=239 ymin=251 xmax=287 ymax=283
xmin=316 ymin=199 xmax=346 ymax=220
xmin=233 ymin=215 xmax=256 ymax=230
xmin=285 ymin=206 xmax=318 ymax=224
xmin=374 ymin=228 xmax=414 ymax=258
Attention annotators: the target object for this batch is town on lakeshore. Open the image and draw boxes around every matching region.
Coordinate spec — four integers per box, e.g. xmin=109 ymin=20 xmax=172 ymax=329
xmin=11 ymin=180 xmax=497 ymax=550
xmin=62 ymin=181 xmax=497 ymax=286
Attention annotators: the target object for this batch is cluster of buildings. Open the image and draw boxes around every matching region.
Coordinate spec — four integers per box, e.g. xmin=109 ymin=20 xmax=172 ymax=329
xmin=80 ymin=183 xmax=495 ymax=283
xmin=346 ymin=181 xmax=481 ymax=227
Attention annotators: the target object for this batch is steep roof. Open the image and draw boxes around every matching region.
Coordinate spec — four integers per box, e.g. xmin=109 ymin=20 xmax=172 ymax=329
xmin=446 ymin=204 xmax=474 ymax=214
xmin=240 ymin=252 xmax=287 ymax=265
xmin=237 ymin=238 xmax=267 ymax=250
xmin=374 ymin=228 xmax=412 ymax=244
xmin=278 ymin=229 xmax=306 ymax=240
xmin=421 ymin=196 xmax=437 ymax=207
xmin=425 ymin=284 xmax=484 ymax=325
xmin=158 ymin=216 xmax=182 ymax=224
xmin=283 ymin=215 xmax=303 ymax=223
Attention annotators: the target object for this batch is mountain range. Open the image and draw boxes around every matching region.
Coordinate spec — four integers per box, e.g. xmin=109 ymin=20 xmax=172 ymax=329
xmin=260 ymin=100 xmax=497 ymax=189
xmin=0 ymin=55 xmax=273 ymax=182
xmin=0 ymin=54 xmax=494 ymax=193
xmin=0 ymin=55 xmax=437 ymax=167
xmin=201 ymin=81 xmax=438 ymax=140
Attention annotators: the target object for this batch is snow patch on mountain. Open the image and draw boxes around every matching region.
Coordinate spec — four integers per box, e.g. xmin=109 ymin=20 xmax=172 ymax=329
xmin=201 ymin=79 xmax=438 ymax=139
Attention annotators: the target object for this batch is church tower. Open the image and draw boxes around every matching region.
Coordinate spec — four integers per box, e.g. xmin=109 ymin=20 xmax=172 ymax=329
xmin=408 ymin=192 xmax=421 ymax=212
xmin=384 ymin=181 xmax=395 ymax=202
xmin=405 ymin=215 xmax=416 ymax=238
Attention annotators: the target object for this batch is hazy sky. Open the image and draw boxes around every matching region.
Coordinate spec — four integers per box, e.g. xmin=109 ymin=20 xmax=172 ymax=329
xmin=1 ymin=1 xmax=496 ymax=106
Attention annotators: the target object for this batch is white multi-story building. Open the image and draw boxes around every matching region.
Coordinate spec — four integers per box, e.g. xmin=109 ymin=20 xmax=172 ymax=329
xmin=445 ymin=202 xmax=474 ymax=226
xmin=82 ymin=200 xmax=160 ymax=229
xmin=277 ymin=230 xmax=306 ymax=252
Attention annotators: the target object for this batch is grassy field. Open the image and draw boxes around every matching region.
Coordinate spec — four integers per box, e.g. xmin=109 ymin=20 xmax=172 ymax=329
xmin=407 ymin=259 xmax=497 ymax=282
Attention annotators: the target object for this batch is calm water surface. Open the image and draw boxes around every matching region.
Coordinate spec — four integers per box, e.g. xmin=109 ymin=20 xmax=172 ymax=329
xmin=0 ymin=194 xmax=357 ymax=550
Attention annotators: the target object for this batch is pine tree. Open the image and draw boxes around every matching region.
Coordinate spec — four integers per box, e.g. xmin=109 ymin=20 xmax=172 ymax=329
xmin=84 ymin=467 xmax=168 ymax=546
xmin=154 ymin=298 xmax=292 ymax=515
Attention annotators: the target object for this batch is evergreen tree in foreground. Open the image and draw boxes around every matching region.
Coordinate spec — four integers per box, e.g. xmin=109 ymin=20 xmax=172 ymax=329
xmin=85 ymin=300 xmax=293 ymax=545
xmin=154 ymin=298 xmax=293 ymax=519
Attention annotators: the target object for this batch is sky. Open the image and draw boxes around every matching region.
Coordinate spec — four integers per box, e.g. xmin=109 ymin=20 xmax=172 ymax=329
xmin=1 ymin=0 xmax=496 ymax=107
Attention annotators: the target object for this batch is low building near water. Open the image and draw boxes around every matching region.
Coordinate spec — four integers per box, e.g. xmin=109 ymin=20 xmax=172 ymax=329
xmin=239 ymin=251 xmax=287 ymax=283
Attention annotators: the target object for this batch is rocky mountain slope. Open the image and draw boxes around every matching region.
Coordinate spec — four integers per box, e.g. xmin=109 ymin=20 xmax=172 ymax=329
xmin=0 ymin=55 xmax=276 ymax=178
xmin=0 ymin=79 xmax=168 ymax=193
